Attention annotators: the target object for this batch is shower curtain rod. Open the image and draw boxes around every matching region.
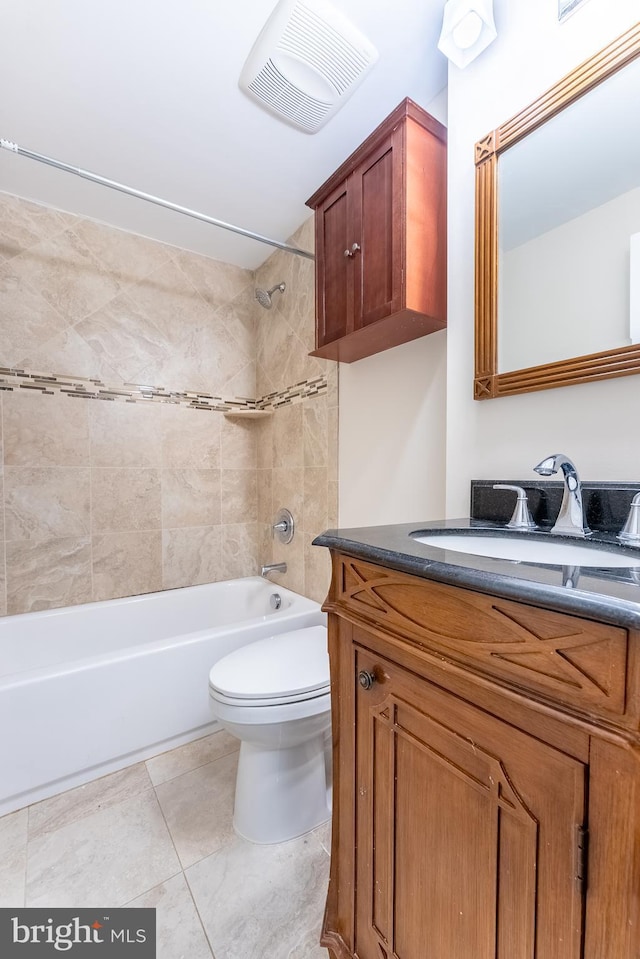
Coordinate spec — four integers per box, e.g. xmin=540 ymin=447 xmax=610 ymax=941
xmin=0 ymin=138 xmax=315 ymax=260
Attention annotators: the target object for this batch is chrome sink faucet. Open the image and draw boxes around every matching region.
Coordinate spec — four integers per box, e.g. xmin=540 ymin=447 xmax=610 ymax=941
xmin=533 ymin=453 xmax=591 ymax=538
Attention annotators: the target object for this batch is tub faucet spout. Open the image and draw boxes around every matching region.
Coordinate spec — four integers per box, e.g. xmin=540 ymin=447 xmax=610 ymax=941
xmin=261 ymin=562 xmax=287 ymax=577
xmin=533 ymin=453 xmax=591 ymax=537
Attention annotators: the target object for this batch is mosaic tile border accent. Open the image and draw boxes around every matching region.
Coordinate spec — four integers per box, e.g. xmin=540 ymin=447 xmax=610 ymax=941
xmin=0 ymin=367 xmax=327 ymax=412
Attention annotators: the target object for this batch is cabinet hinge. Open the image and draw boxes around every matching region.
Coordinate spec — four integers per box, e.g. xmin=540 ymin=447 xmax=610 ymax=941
xmin=575 ymin=824 xmax=589 ymax=893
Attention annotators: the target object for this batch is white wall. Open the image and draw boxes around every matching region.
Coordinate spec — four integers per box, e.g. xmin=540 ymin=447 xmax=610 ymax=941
xmin=339 ymin=1 xmax=640 ymax=529
xmin=338 ymin=88 xmax=448 ymax=528
xmin=446 ymin=0 xmax=640 ymax=515
xmin=339 ymin=332 xmax=447 ymax=526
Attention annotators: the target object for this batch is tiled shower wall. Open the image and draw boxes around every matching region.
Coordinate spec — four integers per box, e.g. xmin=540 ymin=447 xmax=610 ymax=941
xmin=255 ymin=217 xmax=338 ymax=603
xmin=0 ymin=194 xmax=336 ymax=615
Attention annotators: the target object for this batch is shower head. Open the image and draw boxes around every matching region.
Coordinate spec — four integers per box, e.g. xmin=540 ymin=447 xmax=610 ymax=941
xmin=255 ymin=282 xmax=286 ymax=309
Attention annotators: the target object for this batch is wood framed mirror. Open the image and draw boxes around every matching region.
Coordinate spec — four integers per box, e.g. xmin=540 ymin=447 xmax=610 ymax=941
xmin=474 ymin=22 xmax=640 ymax=400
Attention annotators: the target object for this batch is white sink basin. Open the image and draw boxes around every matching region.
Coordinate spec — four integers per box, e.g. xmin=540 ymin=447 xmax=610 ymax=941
xmin=411 ymin=532 xmax=640 ymax=568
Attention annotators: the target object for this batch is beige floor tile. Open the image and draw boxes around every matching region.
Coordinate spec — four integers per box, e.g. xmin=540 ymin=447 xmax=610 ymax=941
xmin=126 ymin=872 xmax=213 ymax=959
xmin=186 ymin=831 xmax=330 ymax=959
xmin=155 ymin=753 xmax=238 ymax=869
xmin=312 ymin=820 xmax=332 ymax=857
xmin=146 ymin=731 xmax=239 ymax=787
xmin=26 ymin=790 xmax=180 ymax=907
xmin=0 ymin=807 xmax=28 ymax=907
xmin=28 ymin=762 xmax=152 ymax=841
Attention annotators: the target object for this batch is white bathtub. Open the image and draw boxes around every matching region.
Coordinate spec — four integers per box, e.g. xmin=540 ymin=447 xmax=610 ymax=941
xmin=0 ymin=577 xmax=326 ymax=816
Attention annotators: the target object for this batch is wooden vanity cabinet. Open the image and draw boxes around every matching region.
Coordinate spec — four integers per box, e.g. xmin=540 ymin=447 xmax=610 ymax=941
xmin=306 ymin=98 xmax=446 ymax=363
xmin=322 ymin=552 xmax=640 ymax=959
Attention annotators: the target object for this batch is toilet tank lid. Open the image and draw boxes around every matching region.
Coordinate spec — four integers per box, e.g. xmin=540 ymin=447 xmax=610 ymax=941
xmin=208 ymin=625 xmax=329 ymax=700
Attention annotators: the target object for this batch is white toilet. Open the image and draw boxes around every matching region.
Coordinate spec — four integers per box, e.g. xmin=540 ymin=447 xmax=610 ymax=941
xmin=208 ymin=625 xmax=331 ymax=844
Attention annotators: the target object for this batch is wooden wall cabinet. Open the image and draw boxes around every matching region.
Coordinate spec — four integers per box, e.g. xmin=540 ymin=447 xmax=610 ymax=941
xmin=322 ymin=552 xmax=640 ymax=959
xmin=306 ymin=99 xmax=447 ymax=363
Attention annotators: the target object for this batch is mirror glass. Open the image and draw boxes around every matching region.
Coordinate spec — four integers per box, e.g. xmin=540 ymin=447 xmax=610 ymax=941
xmin=498 ymin=56 xmax=640 ymax=373
xmin=474 ymin=24 xmax=640 ymax=400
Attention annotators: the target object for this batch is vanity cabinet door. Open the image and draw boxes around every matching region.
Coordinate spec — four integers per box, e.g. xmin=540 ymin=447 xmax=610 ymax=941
xmin=352 ymin=635 xmax=587 ymax=959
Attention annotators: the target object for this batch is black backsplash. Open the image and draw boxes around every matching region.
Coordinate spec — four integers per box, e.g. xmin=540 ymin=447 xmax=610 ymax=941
xmin=471 ymin=481 xmax=640 ymax=534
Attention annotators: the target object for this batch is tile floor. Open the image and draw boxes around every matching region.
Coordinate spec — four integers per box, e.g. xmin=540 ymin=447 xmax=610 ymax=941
xmin=0 ymin=730 xmax=331 ymax=959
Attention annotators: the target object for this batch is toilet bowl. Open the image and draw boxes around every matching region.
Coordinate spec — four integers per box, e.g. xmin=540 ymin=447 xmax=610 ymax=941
xmin=208 ymin=625 xmax=331 ymax=844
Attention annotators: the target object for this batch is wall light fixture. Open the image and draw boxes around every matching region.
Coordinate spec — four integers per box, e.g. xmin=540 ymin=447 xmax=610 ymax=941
xmin=437 ymin=0 xmax=497 ymax=69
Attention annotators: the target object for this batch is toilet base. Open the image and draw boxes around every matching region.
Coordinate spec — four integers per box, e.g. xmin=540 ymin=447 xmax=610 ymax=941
xmin=233 ymin=734 xmax=330 ymax=844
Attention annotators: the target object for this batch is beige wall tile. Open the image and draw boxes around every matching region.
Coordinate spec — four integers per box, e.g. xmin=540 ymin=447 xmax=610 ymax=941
xmin=221 ymin=469 xmax=257 ymax=525
xmin=328 ymin=480 xmax=338 ymax=528
xmin=6 ymin=537 xmax=92 ymax=614
xmin=272 ymin=532 xmax=304 ymax=595
xmin=303 ymin=532 xmax=332 ymax=605
xmin=327 ymin=405 xmax=339 ymax=485
xmin=161 ymin=469 xmax=221 ymax=529
xmin=92 ymin=530 xmax=162 ymax=602
xmin=256 ymin=415 xmax=273 ymax=469
xmin=17 ymin=327 xmax=122 ymax=384
xmin=272 ymin=467 xmax=304 ymax=525
xmin=303 ymin=468 xmax=329 ymax=536
xmin=256 ymin=312 xmax=295 ymax=394
xmin=72 ymin=219 xmax=172 ymax=287
xmin=92 ymin=468 xmax=162 ymax=532
xmin=221 ymin=523 xmax=259 ymax=579
xmin=257 ymin=468 xmax=273 ymax=524
xmin=304 ymin=396 xmax=328 ymax=467
xmin=326 ymin=364 xmax=339 ymax=407
xmin=161 ymin=406 xmax=221 ymax=469
xmin=3 ymin=391 xmax=90 ymax=466
xmin=74 ymin=291 xmax=171 ymax=386
xmin=0 ymin=193 xmax=70 ymax=259
xmin=273 ymin=403 xmax=303 ymax=469
xmin=171 ymin=248 xmax=252 ymax=309
xmin=214 ymin=298 xmax=257 ymax=362
xmin=258 ymin=523 xmax=273 ymax=569
xmin=0 ymin=198 xmax=334 ymax=612
xmin=9 ymin=229 xmax=122 ymax=324
xmin=0 ymin=262 xmax=68 ymax=367
xmin=222 ymin=360 xmax=256 ymax=399
xmin=220 ymin=418 xmax=258 ymax=468
xmin=162 ymin=526 xmax=222 ymax=590
xmin=4 ymin=467 xmax=90 ymax=542
xmin=89 ymin=401 xmax=162 ymax=467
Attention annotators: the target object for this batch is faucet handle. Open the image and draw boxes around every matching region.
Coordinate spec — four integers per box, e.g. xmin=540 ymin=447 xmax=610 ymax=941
xmin=493 ymin=485 xmax=537 ymax=530
xmin=617 ymin=492 xmax=640 ymax=545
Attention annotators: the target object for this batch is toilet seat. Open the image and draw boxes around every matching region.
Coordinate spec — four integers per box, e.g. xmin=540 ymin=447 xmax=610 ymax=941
xmin=208 ymin=625 xmax=329 ymax=708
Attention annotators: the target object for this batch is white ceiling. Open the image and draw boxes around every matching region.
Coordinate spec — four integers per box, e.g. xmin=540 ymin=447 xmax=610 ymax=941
xmin=0 ymin=0 xmax=448 ymax=269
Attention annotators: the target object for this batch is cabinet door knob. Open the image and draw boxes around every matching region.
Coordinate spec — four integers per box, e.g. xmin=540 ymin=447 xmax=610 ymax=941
xmin=343 ymin=242 xmax=361 ymax=258
xmin=358 ymin=669 xmax=376 ymax=690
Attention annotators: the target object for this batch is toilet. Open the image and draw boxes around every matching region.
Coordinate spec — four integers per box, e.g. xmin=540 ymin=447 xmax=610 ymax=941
xmin=208 ymin=625 xmax=331 ymax=844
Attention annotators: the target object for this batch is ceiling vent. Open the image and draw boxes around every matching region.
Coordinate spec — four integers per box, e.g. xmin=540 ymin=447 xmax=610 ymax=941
xmin=239 ymin=0 xmax=378 ymax=134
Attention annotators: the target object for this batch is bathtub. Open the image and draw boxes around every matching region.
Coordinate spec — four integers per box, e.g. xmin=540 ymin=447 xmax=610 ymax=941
xmin=0 ymin=577 xmax=325 ymax=816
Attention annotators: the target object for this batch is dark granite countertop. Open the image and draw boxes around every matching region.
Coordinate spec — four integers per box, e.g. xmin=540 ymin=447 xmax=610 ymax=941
xmin=313 ymin=518 xmax=640 ymax=631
